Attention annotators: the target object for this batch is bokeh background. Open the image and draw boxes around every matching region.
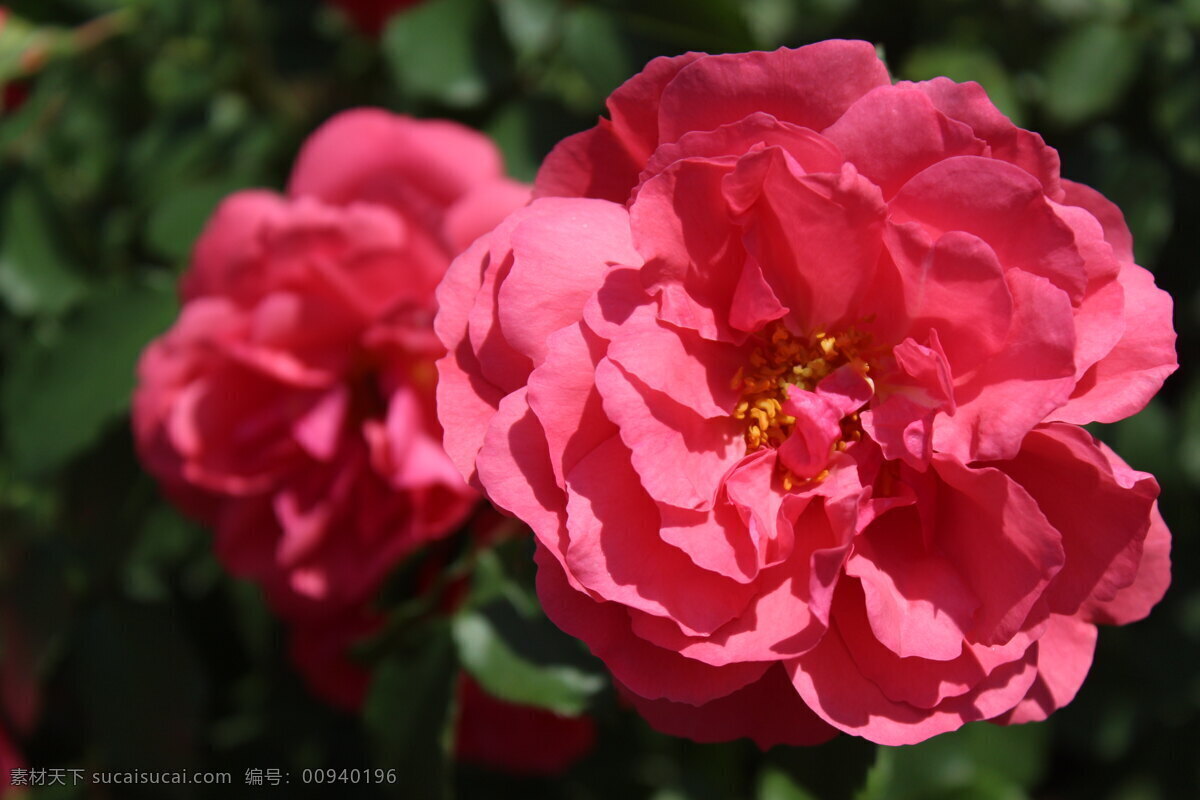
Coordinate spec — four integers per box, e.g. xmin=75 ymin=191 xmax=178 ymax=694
xmin=0 ymin=0 xmax=1197 ymax=797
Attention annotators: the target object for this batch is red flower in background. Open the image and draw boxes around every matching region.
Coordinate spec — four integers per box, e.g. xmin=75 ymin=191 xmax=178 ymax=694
xmin=134 ymin=106 xmax=592 ymax=776
xmin=0 ymin=8 xmax=30 ymax=114
xmin=326 ymin=0 xmax=421 ymax=37
xmin=437 ymin=42 xmax=1176 ymax=746
xmin=133 ymin=108 xmax=529 ymax=619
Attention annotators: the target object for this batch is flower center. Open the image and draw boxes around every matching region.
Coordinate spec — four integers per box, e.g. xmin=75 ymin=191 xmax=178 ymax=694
xmin=731 ymin=321 xmax=870 ymax=485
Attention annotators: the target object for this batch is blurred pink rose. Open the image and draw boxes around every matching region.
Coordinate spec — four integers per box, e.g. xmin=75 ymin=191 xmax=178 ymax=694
xmin=437 ymin=42 xmax=1176 ymax=746
xmin=326 ymin=0 xmax=421 ymax=36
xmin=134 ymin=108 xmax=529 ymax=618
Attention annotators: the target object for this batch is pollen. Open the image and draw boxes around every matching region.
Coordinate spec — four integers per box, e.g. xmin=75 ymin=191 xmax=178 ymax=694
xmin=731 ymin=320 xmax=870 ymax=486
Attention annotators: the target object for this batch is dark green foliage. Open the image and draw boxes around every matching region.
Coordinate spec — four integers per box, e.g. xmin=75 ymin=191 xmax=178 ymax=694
xmin=0 ymin=1 xmax=1196 ymax=798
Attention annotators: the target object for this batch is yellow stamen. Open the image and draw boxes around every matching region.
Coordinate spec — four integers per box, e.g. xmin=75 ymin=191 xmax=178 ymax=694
xmin=729 ymin=320 xmax=872 ymax=490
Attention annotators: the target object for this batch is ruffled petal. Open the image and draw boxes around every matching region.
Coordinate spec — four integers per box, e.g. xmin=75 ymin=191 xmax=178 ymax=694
xmin=823 ymin=84 xmax=985 ymax=199
xmin=595 ymin=358 xmax=744 ymax=511
xmin=930 ymin=457 xmax=1065 ymax=646
xmin=620 ymin=664 xmax=837 ymax=749
xmin=997 ymin=425 xmax=1159 ymax=616
xmin=994 ymin=614 xmax=1097 ymax=724
xmin=562 ymin=436 xmax=756 ymax=636
xmin=725 ymin=150 xmax=887 ymax=331
xmin=657 ymin=41 xmax=890 ymax=142
xmin=1083 ymin=503 xmax=1171 ymax=626
xmin=536 ymin=545 xmax=768 ymax=704
xmin=498 ymin=198 xmax=641 ymax=365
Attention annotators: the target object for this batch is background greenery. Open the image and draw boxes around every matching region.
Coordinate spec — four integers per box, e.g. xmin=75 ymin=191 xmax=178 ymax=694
xmin=0 ymin=0 xmax=1196 ymax=797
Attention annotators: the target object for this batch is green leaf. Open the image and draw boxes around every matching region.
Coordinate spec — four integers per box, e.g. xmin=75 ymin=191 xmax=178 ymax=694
xmin=0 ymin=12 xmax=60 ymax=84
xmin=452 ymin=608 xmax=604 ymax=716
xmin=144 ymin=179 xmax=243 ymax=263
xmin=495 ymin=0 xmax=562 ymax=58
xmin=1111 ymin=399 xmax=1175 ymax=483
xmin=859 ymin=722 xmax=1047 ymax=800
xmin=759 ymin=765 xmax=819 ymax=800
xmin=123 ymin=505 xmax=205 ymax=602
xmin=1154 ymin=72 xmax=1200 ymax=174
xmin=622 ymin=0 xmax=756 ymax=52
xmin=743 ymin=0 xmax=801 ymax=49
xmin=1042 ymin=23 xmax=1140 ymax=126
xmin=0 ymin=182 xmax=86 ymax=316
xmin=1 ymin=277 xmax=177 ymax=475
xmin=562 ymin=6 xmax=633 ymax=106
xmin=364 ymin=623 xmax=457 ymax=800
xmin=382 ymin=0 xmax=508 ymax=108
xmin=1181 ymin=378 xmax=1200 ymax=487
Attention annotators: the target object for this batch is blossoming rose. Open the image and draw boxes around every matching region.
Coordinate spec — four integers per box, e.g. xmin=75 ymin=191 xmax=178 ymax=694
xmin=134 ymin=108 xmax=529 ymax=618
xmin=436 ymin=41 xmax=1177 ymax=746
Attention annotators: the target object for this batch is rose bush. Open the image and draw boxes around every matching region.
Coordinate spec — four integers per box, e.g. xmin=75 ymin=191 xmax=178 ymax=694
xmin=134 ymin=108 xmax=529 ymax=618
xmin=437 ymin=41 xmax=1177 ymax=746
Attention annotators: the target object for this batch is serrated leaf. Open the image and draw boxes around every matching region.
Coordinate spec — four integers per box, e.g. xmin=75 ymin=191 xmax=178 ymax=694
xmin=1 ymin=278 xmax=177 ymax=475
xmin=452 ymin=609 xmax=604 ymax=717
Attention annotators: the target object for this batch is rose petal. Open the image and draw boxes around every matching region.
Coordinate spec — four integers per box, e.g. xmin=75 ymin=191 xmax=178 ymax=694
xmin=620 ymin=664 xmax=837 ymax=749
xmin=562 ymin=436 xmax=756 ymax=636
xmin=931 ymin=457 xmax=1065 ymax=646
xmin=823 ymin=84 xmax=985 ymax=199
xmin=536 ymin=545 xmax=768 ymax=704
xmin=657 ymin=41 xmax=891 ymax=142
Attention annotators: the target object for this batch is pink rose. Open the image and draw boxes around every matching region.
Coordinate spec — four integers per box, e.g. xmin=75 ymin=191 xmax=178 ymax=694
xmin=134 ymin=108 xmax=529 ymax=618
xmin=436 ymin=41 xmax=1176 ymax=746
